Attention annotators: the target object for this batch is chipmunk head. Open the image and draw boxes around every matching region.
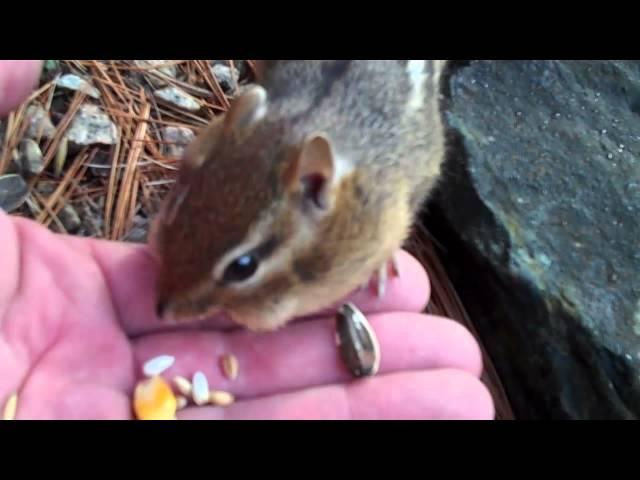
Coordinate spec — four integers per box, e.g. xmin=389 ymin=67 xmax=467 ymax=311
xmin=148 ymin=85 xmax=359 ymax=332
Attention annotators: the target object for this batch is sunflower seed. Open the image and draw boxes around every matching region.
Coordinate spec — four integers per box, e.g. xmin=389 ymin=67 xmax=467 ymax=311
xmin=335 ymin=302 xmax=381 ymax=378
xmin=209 ymin=390 xmax=235 ymax=407
xmin=142 ymin=354 xmax=175 ymax=377
xmin=173 ymin=376 xmax=192 ymax=397
xmin=220 ymin=354 xmax=239 ymax=380
xmin=3 ymin=392 xmax=18 ymax=420
xmin=192 ymin=371 xmax=210 ymax=406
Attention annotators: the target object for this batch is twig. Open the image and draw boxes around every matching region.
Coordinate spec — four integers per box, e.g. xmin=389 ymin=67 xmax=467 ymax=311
xmin=111 ymin=97 xmax=151 ymax=240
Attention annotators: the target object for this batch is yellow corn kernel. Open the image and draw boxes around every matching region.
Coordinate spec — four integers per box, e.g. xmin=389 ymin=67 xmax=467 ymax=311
xmin=133 ymin=376 xmax=177 ymax=420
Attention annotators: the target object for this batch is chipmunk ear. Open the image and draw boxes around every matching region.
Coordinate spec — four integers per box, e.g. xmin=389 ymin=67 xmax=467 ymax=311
xmin=285 ymin=132 xmax=338 ymax=212
xmin=223 ymin=85 xmax=268 ymax=139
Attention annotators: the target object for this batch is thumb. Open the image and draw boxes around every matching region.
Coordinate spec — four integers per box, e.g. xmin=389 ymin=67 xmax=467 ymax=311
xmin=0 ymin=60 xmax=43 ymax=117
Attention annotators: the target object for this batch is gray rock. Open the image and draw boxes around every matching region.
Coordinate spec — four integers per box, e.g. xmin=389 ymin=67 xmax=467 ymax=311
xmin=211 ymin=64 xmax=239 ymax=93
xmin=57 ymin=203 xmax=82 ymax=232
xmin=17 ymin=138 xmax=44 ymax=177
xmin=4 ymin=148 xmax=20 ymax=175
xmin=428 ymin=60 xmax=640 ymax=419
xmin=0 ymin=174 xmax=29 ymax=212
xmin=234 ymin=60 xmax=249 ymax=80
xmin=161 ymin=126 xmax=195 ymax=158
xmin=123 ymin=215 xmax=150 ymax=243
xmin=55 ymin=74 xmax=101 ymax=99
xmin=35 ymin=180 xmax=58 ymax=197
xmin=212 ymin=60 xmax=248 ymax=79
xmin=87 ymin=150 xmax=114 ymax=178
xmin=67 ymin=104 xmax=119 ymax=146
xmin=134 ymin=60 xmax=177 ymax=86
xmin=154 ymin=86 xmax=200 ymax=112
xmin=25 ymin=103 xmax=56 ymax=139
xmin=78 ymin=199 xmax=104 ymax=237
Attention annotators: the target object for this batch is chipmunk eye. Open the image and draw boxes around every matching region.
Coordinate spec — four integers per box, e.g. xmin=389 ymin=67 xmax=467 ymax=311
xmin=223 ymin=254 xmax=259 ymax=283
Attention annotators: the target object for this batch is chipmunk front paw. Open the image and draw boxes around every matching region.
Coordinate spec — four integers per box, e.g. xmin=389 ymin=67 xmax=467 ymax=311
xmin=360 ymin=254 xmax=401 ymax=299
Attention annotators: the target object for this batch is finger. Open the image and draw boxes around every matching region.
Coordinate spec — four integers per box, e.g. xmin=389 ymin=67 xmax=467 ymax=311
xmin=132 ymin=312 xmax=483 ymax=400
xmin=177 ymin=370 xmax=495 ymax=420
xmin=298 ymin=249 xmax=431 ymax=319
xmin=83 ymin=236 xmax=430 ymax=336
xmin=0 ymin=61 xmax=42 ymax=117
xmin=0 ymin=211 xmax=20 ymax=321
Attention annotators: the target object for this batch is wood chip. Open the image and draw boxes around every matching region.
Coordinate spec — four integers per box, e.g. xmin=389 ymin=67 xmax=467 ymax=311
xmin=220 ymin=354 xmax=239 ymax=380
xmin=3 ymin=392 xmax=18 ymax=420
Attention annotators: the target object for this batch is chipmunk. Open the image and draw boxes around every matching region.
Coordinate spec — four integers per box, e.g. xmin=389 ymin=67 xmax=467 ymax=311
xmin=148 ymin=60 xmax=448 ymax=332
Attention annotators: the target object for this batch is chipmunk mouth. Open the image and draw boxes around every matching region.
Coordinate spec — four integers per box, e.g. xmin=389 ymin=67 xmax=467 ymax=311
xmin=155 ymin=295 xmax=223 ymax=325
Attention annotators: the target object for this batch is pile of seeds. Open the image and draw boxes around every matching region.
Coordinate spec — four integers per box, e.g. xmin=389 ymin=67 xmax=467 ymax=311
xmin=133 ymin=353 xmax=238 ymax=420
xmin=1 ymin=305 xmax=378 ymax=421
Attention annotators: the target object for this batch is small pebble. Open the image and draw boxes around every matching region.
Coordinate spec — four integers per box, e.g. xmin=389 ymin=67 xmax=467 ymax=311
xmin=35 ymin=180 xmax=57 ymax=197
xmin=25 ymin=104 xmax=56 ymax=140
xmin=154 ymin=86 xmax=201 ymax=112
xmin=123 ymin=215 xmax=150 ymax=243
xmin=55 ymin=74 xmax=101 ymax=99
xmin=192 ymin=371 xmax=210 ymax=406
xmin=67 ymin=104 xmax=119 ymax=146
xmin=134 ymin=60 xmax=177 ymax=76
xmin=0 ymin=174 xmax=29 ymax=212
xmin=142 ymin=354 xmax=175 ymax=377
xmin=17 ymin=138 xmax=44 ymax=177
xmin=161 ymin=126 xmax=195 ymax=158
xmin=58 ymin=203 xmax=82 ymax=233
xmin=211 ymin=64 xmax=239 ymax=93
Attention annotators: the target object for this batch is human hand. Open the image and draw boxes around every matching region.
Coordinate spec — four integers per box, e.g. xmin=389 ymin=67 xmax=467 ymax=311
xmin=0 ymin=60 xmax=494 ymax=420
xmin=1 ymin=212 xmax=493 ymax=419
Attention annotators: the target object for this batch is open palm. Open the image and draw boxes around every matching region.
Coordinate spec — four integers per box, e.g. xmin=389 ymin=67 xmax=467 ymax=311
xmin=0 ymin=61 xmax=493 ymax=420
xmin=0 ymin=213 xmax=492 ymax=419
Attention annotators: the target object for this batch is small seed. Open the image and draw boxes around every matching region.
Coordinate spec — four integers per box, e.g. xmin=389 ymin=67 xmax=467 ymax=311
xmin=54 ymin=136 xmax=68 ymax=177
xmin=173 ymin=375 xmax=192 ymax=396
xmin=335 ymin=302 xmax=381 ymax=378
xmin=192 ymin=371 xmax=210 ymax=406
xmin=142 ymin=355 xmax=175 ymax=377
xmin=220 ymin=354 xmax=239 ymax=380
xmin=3 ymin=392 xmax=18 ymax=420
xmin=176 ymin=395 xmax=188 ymax=410
xmin=209 ymin=390 xmax=235 ymax=407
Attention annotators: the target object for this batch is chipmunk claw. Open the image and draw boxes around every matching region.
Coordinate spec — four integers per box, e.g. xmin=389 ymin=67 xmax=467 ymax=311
xmin=362 ymin=254 xmax=401 ymax=299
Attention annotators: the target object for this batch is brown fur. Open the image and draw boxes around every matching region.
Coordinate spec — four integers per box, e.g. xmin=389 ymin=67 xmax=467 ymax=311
xmin=149 ymin=60 xmax=447 ymax=331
